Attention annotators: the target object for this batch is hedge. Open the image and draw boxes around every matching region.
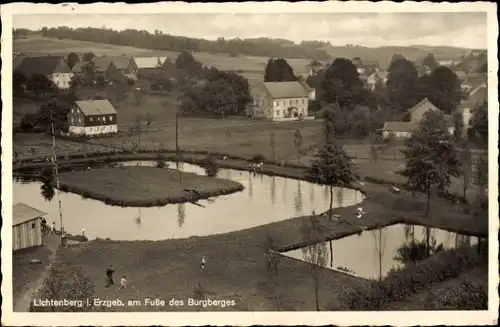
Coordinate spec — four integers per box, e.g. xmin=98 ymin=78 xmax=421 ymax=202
xmin=344 ymin=245 xmax=486 ymax=310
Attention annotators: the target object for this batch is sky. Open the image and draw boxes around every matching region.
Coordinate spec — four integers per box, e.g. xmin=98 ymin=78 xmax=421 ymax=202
xmin=13 ymin=12 xmax=488 ymax=49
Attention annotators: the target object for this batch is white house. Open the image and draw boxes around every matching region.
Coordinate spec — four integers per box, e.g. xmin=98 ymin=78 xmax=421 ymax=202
xmin=68 ymin=100 xmax=118 ymax=136
xmin=14 ymin=55 xmax=74 ymax=89
xmin=250 ymin=81 xmax=311 ymax=121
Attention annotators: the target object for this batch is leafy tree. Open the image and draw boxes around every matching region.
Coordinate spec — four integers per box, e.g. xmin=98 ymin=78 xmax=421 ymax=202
xmin=264 ymin=58 xmax=297 ymax=82
xmin=400 ymin=110 xmax=460 ymax=223
xmin=386 ymin=58 xmax=420 ymax=112
xmin=426 ymin=66 xmax=464 ymax=114
xmin=110 ymin=78 xmax=129 ymax=107
xmin=300 ymin=215 xmax=327 ymax=311
xmin=69 ymin=74 xmax=84 ymax=90
xmin=26 ymin=74 xmax=56 ymax=106
xmin=474 ymin=155 xmax=488 ymax=205
xmin=66 ymin=52 xmax=80 ymax=69
xmin=307 ymin=141 xmax=358 ymax=221
xmin=423 ymin=53 xmax=439 ymax=71
xmin=293 ymin=129 xmax=303 ymax=164
xmin=175 ymin=51 xmax=202 ymax=76
xmin=459 ymin=143 xmax=473 ymax=201
xmin=453 ymin=111 xmax=465 ymax=141
xmin=470 ymin=101 xmax=488 ymax=142
xmin=13 ymin=70 xmax=28 ymax=96
xmin=82 ymin=52 xmax=95 ymax=61
xmin=321 ymin=58 xmax=365 ymax=108
xmin=31 ymin=263 xmax=95 ymax=312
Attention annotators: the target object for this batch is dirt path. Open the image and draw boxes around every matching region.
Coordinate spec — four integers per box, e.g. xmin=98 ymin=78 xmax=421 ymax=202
xmin=14 ymin=234 xmax=60 ymax=312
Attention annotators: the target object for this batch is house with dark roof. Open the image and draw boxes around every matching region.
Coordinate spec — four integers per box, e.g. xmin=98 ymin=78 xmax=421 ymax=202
xmin=108 ymin=55 xmax=139 ymax=74
xmin=72 ymin=57 xmax=124 ymax=82
xmin=249 ymin=81 xmax=311 ymax=121
xmin=13 ymin=203 xmax=47 ymax=251
xmin=68 ymin=100 xmax=118 ymax=136
xmin=381 ymin=98 xmax=466 ymax=139
xmin=132 ymin=56 xmax=171 ymax=78
xmin=14 ymin=55 xmax=73 ymax=89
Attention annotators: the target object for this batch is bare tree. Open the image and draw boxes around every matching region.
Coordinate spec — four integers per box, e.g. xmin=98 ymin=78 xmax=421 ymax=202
xmin=372 ymin=228 xmax=386 ymax=281
xmin=300 ymin=215 xmax=328 ymax=311
xmin=263 ymin=235 xmax=282 ymax=310
xmin=270 ymin=130 xmax=276 ymax=162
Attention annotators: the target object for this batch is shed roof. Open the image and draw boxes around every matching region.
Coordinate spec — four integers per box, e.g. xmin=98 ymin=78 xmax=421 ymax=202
xmin=75 ymin=99 xmax=117 ymax=116
xmin=382 ymin=121 xmax=420 ymax=133
xmin=133 ymin=56 xmax=169 ymax=69
xmin=262 ymin=81 xmax=309 ymax=99
xmin=13 ymin=203 xmax=47 ymax=226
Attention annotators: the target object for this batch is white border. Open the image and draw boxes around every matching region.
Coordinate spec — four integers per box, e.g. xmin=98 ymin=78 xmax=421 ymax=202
xmin=1 ymin=2 xmax=498 ymax=326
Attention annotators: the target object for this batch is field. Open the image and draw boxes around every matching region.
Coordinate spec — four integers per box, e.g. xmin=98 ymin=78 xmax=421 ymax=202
xmin=57 ymin=166 xmax=244 ymax=207
xmin=14 ymin=36 xmax=313 ymax=87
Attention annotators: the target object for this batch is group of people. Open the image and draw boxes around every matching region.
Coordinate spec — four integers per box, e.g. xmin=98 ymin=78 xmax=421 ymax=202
xmin=105 ymin=265 xmax=128 ymax=290
xmin=41 ymin=218 xmax=68 ymax=246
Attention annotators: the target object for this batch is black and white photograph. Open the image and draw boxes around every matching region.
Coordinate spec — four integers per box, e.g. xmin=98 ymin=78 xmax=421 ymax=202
xmin=1 ymin=1 xmax=498 ymax=326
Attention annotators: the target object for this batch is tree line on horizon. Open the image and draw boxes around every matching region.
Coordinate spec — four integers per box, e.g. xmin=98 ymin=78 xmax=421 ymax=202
xmin=13 ymin=27 xmax=332 ymax=61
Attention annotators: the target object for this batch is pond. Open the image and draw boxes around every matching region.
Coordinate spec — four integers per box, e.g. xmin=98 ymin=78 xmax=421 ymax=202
xmin=13 ymin=161 xmax=364 ymax=241
xmin=281 ymin=223 xmax=479 ymax=280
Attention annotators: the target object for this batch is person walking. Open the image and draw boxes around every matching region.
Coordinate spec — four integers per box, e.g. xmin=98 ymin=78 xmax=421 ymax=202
xmin=105 ymin=265 xmax=115 ymax=288
xmin=200 ymin=256 xmax=206 ymax=271
xmin=51 ymin=221 xmax=56 ymax=234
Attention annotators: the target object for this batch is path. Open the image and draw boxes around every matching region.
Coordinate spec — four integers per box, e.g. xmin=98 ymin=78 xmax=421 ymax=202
xmin=13 ymin=233 xmax=61 ymax=312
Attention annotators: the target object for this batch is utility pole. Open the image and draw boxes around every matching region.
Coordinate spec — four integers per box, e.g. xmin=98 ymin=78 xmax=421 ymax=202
xmin=50 ymin=112 xmax=64 ymax=243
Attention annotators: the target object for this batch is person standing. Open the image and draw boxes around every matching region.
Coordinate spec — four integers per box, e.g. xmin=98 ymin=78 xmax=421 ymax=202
xmin=105 ymin=265 xmax=115 ymax=288
xmin=118 ymin=276 xmax=128 ymax=290
xmin=200 ymin=256 xmax=206 ymax=271
xmin=51 ymin=221 xmax=56 ymax=234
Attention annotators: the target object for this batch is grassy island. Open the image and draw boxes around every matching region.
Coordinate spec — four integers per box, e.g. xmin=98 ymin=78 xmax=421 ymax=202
xmin=56 ymin=166 xmax=244 ymax=207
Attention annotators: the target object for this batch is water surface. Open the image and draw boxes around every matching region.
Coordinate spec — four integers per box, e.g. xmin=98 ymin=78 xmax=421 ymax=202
xmin=13 ymin=161 xmax=364 ymax=241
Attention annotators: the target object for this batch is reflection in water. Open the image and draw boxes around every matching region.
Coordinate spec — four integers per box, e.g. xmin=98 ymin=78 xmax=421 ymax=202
xmin=323 ymin=185 xmax=328 ymax=202
xmin=336 ymin=187 xmax=344 ymax=207
xmin=177 ymin=203 xmax=186 ymax=227
xmin=14 ymin=161 xmax=364 ymax=241
xmin=294 ymin=181 xmax=303 ymax=214
xmin=309 ymin=183 xmax=315 ymax=204
xmin=270 ymin=177 xmax=276 ymax=205
xmin=282 ymin=224 xmax=478 ymax=280
xmin=248 ymin=172 xmax=253 ymax=199
xmin=40 ymin=182 xmax=55 ymax=202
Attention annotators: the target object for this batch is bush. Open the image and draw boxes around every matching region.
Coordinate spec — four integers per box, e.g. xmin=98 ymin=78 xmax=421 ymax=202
xmin=345 ymin=245 xmax=485 ymax=310
xmin=423 ymin=276 xmax=487 ymax=310
xmin=199 ymin=155 xmax=219 ymax=177
xmin=251 ymin=154 xmax=266 ymax=163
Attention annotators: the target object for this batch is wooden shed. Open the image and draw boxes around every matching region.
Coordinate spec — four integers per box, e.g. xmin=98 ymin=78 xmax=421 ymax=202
xmin=12 ymin=203 xmax=47 ymax=251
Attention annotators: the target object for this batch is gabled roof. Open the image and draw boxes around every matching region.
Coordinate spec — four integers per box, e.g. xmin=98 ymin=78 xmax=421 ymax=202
xmin=108 ymin=56 xmax=134 ymax=70
xmin=462 ymin=83 xmax=487 ymax=109
xmin=382 ymin=121 xmax=420 ymax=133
xmin=408 ymin=97 xmax=440 ymax=113
xmin=298 ymin=79 xmax=314 ymax=92
xmin=75 ymin=100 xmax=117 ymax=116
xmin=91 ymin=57 xmax=113 ymax=72
xmin=13 ymin=203 xmax=47 ymax=226
xmin=262 ymin=81 xmax=309 ymax=99
xmin=15 ymin=55 xmax=70 ymax=76
xmin=133 ymin=56 xmax=169 ymax=69
xmin=71 ymin=61 xmax=90 ymax=73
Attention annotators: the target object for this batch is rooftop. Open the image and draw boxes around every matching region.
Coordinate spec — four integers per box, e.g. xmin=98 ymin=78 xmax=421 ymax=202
xmin=15 ymin=55 xmax=69 ymax=76
xmin=261 ymin=81 xmax=310 ymax=99
xmin=133 ymin=56 xmax=169 ymax=69
xmin=382 ymin=121 xmax=420 ymax=133
xmin=13 ymin=203 xmax=47 ymax=226
xmin=75 ymin=99 xmax=117 ymax=116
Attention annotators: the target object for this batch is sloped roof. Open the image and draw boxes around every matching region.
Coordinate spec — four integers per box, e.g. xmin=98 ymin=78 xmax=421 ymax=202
xmin=298 ymin=79 xmax=314 ymax=92
xmin=75 ymin=100 xmax=117 ymax=116
xmin=408 ymin=97 xmax=440 ymax=113
xmin=13 ymin=203 xmax=47 ymax=226
xmin=15 ymin=56 xmax=68 ymax=76
xmin=462 ymin=83 xmax=487 ymax=109
xmin=108 ymin=56 xmax=133 ymax=70
xmin=91 ymin=56 xmax=113 ymax=72
xmin=13 ymin=54 xmax=26 ymax=70
xmin=382 ymin=121 xmax=420 ymax=133
xmin=262 ymin=81 xmax=309 ymax=99
xmin=133 ymin=56 xmax=169 ymax=69
xmin=72 ymin=61 xmax=90 ymax=73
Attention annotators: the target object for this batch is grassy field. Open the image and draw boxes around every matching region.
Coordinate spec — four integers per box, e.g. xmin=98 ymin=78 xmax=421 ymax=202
xmin=13 ymin=36 xmax=312 ymax=87
xmin=57 ymin=166 xmax=244 ymax=207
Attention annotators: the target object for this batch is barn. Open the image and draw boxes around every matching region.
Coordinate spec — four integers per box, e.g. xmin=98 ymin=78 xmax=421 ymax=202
xmin=12 ymin=203 xmax=47 ymax=251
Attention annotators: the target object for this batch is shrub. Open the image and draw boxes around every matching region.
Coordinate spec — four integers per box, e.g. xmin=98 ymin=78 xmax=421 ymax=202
xmin=156 ymin=154 xmax=167 ymax=168
xmin=251 ymin=154 xmax=266 ymax=163
xmin=199 ymin=155 xmax=219 ymax=177
xmin=345 ymin=245 xmax=486 ymax=310
xmin=423 ymin=276 xmax=487 ymax=310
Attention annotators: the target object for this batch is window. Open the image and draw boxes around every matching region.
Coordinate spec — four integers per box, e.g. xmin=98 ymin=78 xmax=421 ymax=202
xmin=31 ymin=222 xmax=36 ymax=229
xmin=295 ymin=99 xmax=298 ymax=105
xmin=276 ymin=110 xmax=280 ymax=116
xmin=302 ymin=99 xmax=305 ymax=104
xmin=109 ymin=115 xmax=113 ymax=121
xmin=274 ymin=101 xmax=278 ymax=107
xmin=78 ymin=117 xmax=81 ymax=123
xmin=103 ymin=116 xmax=107 ymax=123
xmin=90 ymin=117 xmax=93 ymax=122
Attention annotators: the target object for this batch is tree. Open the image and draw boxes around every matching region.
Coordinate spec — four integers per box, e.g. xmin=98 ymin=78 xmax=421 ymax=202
xmin=470 ymin=101 xmax=488 ymax=142
xmin=386 ymin=58 xmax=420 ymax=112
xmin=31 ymin=263 xmax=95 ymax=312
xmin=270 ymin=131 xmax=276 ymax=162
xmin=369 ymin=144 xmax=381 ymax=174
xmin=264 ymin=58 xmax=297 ymax=82
xmin=453 ymin=111 xmax=465 ymax=141
xmin=13 ymin=70 xmax=28 ymax=97
xmin=474 ymin=155 xmax=488 ymax=205
xmin=373 ymin=229 xmax=386 ymax=282
xmin=423 ymin=53 xmax=439 ymax=71
xmin=321 ymin=58 xmax=365 ymax=108
xmin=307 ymin=141 xmax=358 ymax=222
xmin=175 ymin=51 xmax=202 ymax=76
xmin=459 ymin=144 xmax=473 ymax=201
xmin=82 ymin=52 xmax=95 ymax=61
xmin=26 ymin=74 xmax=56 ymax=106
xmin=300 ymin=215 xmax=327 ymax=311
xmin=400 ymin=110 xmax=460 ymax=230
xmin=426 ymin=66 xmax=464 ymax=114
xmin=293 ymin=129 xmax=303 ymax=164
xmin=111 ymin=78 xmax=129 ymax=107
xmin=66 ymin=52 xmax=80 ymax=69
xmin=263 ymin=235 xmax=282 ymax=310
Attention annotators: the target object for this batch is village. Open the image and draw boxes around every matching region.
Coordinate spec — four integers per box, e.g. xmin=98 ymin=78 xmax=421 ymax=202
xmin=10 ymin=17 xmax=490 ymax=316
